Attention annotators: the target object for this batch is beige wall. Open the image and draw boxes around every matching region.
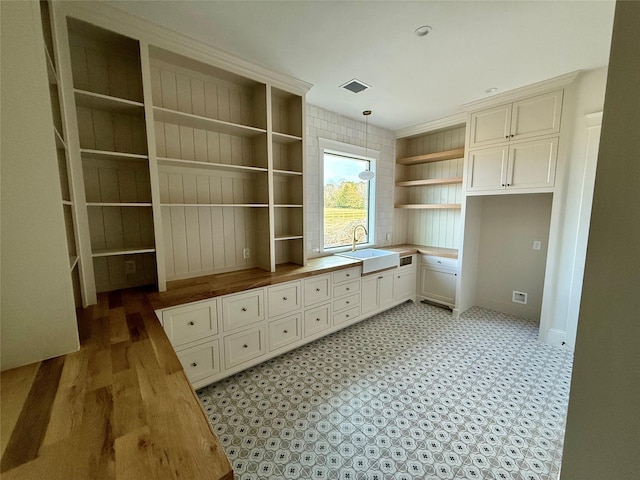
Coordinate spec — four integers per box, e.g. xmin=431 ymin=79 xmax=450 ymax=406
xmin=1 ymin=1 xmax=79 ymax=370
xmin=561 ymin=1 xmax=640 ymax=477
xmin=474 ymin=194 xmax=553 ymax=319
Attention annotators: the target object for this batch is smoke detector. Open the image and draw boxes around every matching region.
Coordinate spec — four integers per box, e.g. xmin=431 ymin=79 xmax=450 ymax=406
xmin=339 ymin=79 xmax=370 ymax=94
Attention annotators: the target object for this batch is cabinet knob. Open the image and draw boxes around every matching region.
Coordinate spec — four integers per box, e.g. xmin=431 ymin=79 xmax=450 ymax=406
xmin=510 ymin=134 xmax=515 ymax=138
xmin=191 ymin=362 xmax=198 ymax=367
xmin=283 ymin=297 xmax=288 ymax=301
xmin=346 ymin=314 xmax=350 ymax=318
xmin=316 ymin=288 xmax=320 ymax=292
xmin=243 ymin=344 xmax=248 ymax=348
xmin=316 ymin=318 xmax=320 ymax=322
xmin=346 ymin=287 xmax=350 ymax=291
xmin=501 ymin=183 xmax=505 ymax=187
xmin=505 ymin=135 xmax=509 ymax=139
xmin=188 ymin=321 xmax=195 ymax=326
xmin=283 ymin=330 xmax=288 ymax=334
xmin=346 ymin=301 xmax=350 ymax=304
xmin=507 ymin=183 xmax=511 ymax=187
xmin=241 ymin=307 xmax=247 ymax=312
xmin=346 ymin=274 xmax=350 ymax=277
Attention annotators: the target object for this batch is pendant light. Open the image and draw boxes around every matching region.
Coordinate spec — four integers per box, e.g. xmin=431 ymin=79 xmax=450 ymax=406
xmin=358 ymin=110 xmax=375 ymax=181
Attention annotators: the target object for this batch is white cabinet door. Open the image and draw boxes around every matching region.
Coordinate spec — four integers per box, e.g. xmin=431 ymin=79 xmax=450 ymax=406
xmin=420 ymin=267 xmax=457 ymax=306
xmin=360 ymin=275 xmax=378 ymax=315
xmin=378 ymin=271 xmax=395 ymax=310
xmin=466 ymin=145 xmax=509 ymax=192
xmin=507 ymin=137 xmax=558 ymax=190
xmin=510 ymin=90 xmax=563 ymax=140
xmin=394 ymin=269 xmax=416 ymax=302
xmin=469 ymin=104 xmax=511 ymax=147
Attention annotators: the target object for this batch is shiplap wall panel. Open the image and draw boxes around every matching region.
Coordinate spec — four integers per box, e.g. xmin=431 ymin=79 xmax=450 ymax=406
xmin=93 ymin=253 xmax=156 ymax=293
xmin=401 ymin=127 xmax=465 ymax=249
xmin=77 ymin=107 xmax=147 ymax=154
xmin=88 ymin=206 xmax=153 ymax=251
xmin=162 ymin=206 xmax=258 ymax=279
xmin=83 ymin=159 xmax=151 ymax=203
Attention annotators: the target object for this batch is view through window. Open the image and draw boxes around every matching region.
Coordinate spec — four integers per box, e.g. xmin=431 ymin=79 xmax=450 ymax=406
xmin=323 ymin=152 xmax=373 ymax=249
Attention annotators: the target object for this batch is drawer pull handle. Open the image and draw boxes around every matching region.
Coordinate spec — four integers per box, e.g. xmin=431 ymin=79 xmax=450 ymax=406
xmin=316 ymin=288 xmax=320 ymax=292
xmin=283 ymin=297 xmax=288 ymax=301
xmin=346 ymin=274 xmax=350 ymax=277
xmin=241 ymin=307 xmax=247 ymax=312
xmin=283 ymin=330 xmax=288 ymax=334
xmin=188 ymin=321 xmax=195 ymax=326
xmin=346 ymin=301 xmax=350 ymax=304
xmin=316 ymin=318 xmax=320 ymax=322
xmin=346 ymin=315 xmax=350 ymax=318
xmin=243 ymin=344 xmax=248 ymax=348
xmin=191 ymin=362 xmax=198 ymax=367
xmin=346 ymin=287 xmax=350 ymax=291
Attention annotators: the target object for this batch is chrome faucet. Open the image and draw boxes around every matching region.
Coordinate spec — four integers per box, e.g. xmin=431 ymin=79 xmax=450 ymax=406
xmin=352 ymin=225 xmax=368 ymax=251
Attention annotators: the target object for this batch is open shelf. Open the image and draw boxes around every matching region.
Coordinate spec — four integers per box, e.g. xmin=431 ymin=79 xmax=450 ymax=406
xmin=74 ymin=89 xmax=145 ymax=114
xmin=154 ymin=107 xmax=266 ymax=138
xmin=396 ymin=177 xmax=463 ymax=187
xmin=272 ymin=132 xmax=303 ymax=144
xmin=273 ymin=169 xmax=303 ymax=177
xmin=275 ymin=234 xmax=304 ymax=241
xmin=81 ymin=149 xmax=148 ymax=162
xmin=396 ymin=147 xmax=465 ymax=166
xmin=395 ymin=204 xmax=462 ymax=210
xmin=161 ymin=203 xmax=268 ymax=208
xmin=92 ymin=247 xmax=156 ymax=258
xmin=157 ymin=157 xmax=268 ymax=173
xmin=87 ymin=202 xmax=152 ymax=207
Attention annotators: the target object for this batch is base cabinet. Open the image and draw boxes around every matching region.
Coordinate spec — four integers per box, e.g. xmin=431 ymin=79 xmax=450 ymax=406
xmin=418 ymin=255 xmax=458 ymax=308
xmin=361 ymin=270 xmax=395 ymax=316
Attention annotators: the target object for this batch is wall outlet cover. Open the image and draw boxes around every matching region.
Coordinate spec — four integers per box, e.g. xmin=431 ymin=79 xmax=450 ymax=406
xmin=512 ymin=290 xmax=528 ymax=304
xmin=124 ymin=260 xmax=136 ymax=274
xmin=243 ymin=248 xmax=250 ymax=259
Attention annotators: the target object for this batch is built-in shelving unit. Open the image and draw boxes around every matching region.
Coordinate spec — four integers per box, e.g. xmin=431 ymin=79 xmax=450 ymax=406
xmin=39 ymin=0 xmax=83 ymax=308
xmin=395 ymin=126 xmax=466 ymax=248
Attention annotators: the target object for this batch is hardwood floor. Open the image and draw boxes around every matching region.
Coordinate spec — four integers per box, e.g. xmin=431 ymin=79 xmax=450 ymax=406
xmin=0 ymin=288 xmax=233 ymax=480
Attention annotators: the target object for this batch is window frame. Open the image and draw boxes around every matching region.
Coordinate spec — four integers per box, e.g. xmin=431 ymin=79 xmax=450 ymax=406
xmin=319 ymin=138 xmax=378 ymax=253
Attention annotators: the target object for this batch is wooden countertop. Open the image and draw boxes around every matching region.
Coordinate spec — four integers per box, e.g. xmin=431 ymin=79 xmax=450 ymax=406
xmin=0 ymin=288 xmax=233 ymax=480
xmin=149 ymin=245 xmax=458 ymax=310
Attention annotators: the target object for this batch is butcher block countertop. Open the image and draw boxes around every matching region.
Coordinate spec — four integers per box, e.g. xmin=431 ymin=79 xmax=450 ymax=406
xmin=0 ymin=289 xmax=233 ymax=480
xmin=149 ymin=244 xmax=458 ymax=310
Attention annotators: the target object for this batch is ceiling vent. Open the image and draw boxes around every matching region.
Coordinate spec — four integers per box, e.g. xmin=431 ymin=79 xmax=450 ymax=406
xmin=340 ymin=79 xmax=370 ymax=94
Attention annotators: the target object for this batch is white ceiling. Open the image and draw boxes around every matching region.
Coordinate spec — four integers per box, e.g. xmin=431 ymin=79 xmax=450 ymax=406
xmin=107 ymin=0 xmax=615 ymax=132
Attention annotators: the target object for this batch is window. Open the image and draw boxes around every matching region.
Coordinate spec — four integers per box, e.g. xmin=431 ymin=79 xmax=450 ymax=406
xmin=322 ymin=145 xmax=376 ymax=250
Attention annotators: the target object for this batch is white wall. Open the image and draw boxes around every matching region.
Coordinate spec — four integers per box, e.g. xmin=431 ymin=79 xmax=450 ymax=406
xmin=305 ymin=105 xmax=396 ymax=257
xmin=475 ymin=194 xmax=553 ymax=319
xmin=561 ymin=2 xmax=640 ymax=477
xmin=539 ymin=68 xmax=608 ymax=347
xmin=1 ymin=1 xmax=79 ymax=370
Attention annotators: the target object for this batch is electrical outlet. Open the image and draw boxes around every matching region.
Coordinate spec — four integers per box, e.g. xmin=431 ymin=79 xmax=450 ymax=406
xmin=512 ymin=290 xmax=528 ymax=304
xmin=243 ymin=248 xmax=250 ymax=259
xmin=533 ymin=240 xmax=542 ymax=251
xmin=124 ymin=260 xmax=136 ymax=274
xmin=386 ymin=233 xmax=392 ymax=241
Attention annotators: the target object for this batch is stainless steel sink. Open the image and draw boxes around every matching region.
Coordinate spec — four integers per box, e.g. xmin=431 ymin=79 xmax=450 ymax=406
xmin=336 ymin=248 xmax=400 ymax=274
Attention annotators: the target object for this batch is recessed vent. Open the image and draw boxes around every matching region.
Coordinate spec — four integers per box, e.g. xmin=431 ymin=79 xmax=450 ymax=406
xmin=340 ymin=78 xmax=370 ymax=94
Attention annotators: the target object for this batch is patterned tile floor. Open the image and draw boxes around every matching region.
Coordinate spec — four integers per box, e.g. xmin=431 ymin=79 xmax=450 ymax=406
xmin=197 ymin=302 xmax=573 ymax=480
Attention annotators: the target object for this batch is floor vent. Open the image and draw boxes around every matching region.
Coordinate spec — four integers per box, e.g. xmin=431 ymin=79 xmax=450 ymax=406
xmin=339 ymin=78 xmax=370 ymax=94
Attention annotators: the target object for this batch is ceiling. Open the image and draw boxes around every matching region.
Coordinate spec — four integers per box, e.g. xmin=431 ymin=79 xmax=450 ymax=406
xmin=106 ymin=0 xmax=615 ymax=132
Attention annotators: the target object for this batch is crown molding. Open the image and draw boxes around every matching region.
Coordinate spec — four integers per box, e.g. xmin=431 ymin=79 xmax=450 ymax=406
xmin=55 ymin=1 xmax=313 ymax=95
xmin=461 ymin=71 xmax=581 ymax=112
xmin=394 ymin=112 xmax=468 ymax=139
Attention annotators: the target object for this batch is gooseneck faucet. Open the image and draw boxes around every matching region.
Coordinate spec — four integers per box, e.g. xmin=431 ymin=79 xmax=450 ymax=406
xmin=352 ymin=225 xmax=368 ymax=251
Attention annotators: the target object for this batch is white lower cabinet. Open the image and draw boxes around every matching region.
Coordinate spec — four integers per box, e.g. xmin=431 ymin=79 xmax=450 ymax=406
xmin=268 ymin=313 xmax=302 ymax=352
xmin=394 ymin=255 xmax=417 ymax=302
xmin=177 ymin=339 xmax=221 ymax=384
xmin=419 ymin=255 xmax=458 ymax=308
xmin=267 ymin=281 xmax=301 ymax=318
xmin=162 ymin=299 xmax=218 ymax=346
xmin=221 ymin=289 xmax=264 ymax=331
xmin=304 ymin=303 xmax=331 ymax=337
xmin=304 ymin=274 xmax=331 ymax=307
xmin=361 ymin=270 xmax=395 ymax=316
xmin=224 ymin=326 xmax=267 ymax=369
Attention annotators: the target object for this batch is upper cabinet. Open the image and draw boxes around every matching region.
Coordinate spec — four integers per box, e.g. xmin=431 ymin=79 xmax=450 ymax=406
xmin=466 ymin=90 xmax=563 ymax=195
xmin=468 ymin=90 xmax=563 ymax=148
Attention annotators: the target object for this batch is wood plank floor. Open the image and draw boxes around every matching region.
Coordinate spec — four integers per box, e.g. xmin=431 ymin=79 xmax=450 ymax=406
xmin=0 ymin=288 xmax=233 ymax=480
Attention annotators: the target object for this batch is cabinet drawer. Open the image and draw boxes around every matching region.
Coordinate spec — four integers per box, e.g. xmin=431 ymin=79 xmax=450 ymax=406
xmin=304 ymin=274 xmax=331 ymax=307
xmin=304 ymin=304 xmax=331 ymax=337
xmin=268 ymin=314 xmax=302 ymax=352
xmin=333 ymin=293 xmax=360 ymax=312
xmin=334 ymin=306 xmax=360 ymax=326
xmin=221 ymin=289 xmax=264 ymax=331
xmin=333 ymin=279 xmax=360 ymax=298
xmin=267 ymin=282 xmax=301 ymax=318
xmin=177 ymin=339 xmax=221 ymax=384
xmin=162 ymin=300 xmax=218 ymax=347
xmin=224 ymin=326 xmax=266 ymax=369
xmin=332 ymin=267 xmax=360 ymax=284
xmin=421 ymin=255 xmax=458 ymax=271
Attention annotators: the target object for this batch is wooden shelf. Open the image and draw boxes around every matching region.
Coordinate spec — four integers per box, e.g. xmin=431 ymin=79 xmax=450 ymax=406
xmin=273 ymin=169 xmax=303 ymax=177
xmin=80 ymin=148 xmax=148 ymax=162
xmin=273 ymin=132 xmax=303 ymax=144
xmin=396 ymin=177 xmax=463 ymax=187
xmin=157 ymin=157 xmax=267 ymax=173
xmin=86 ymin=202 xmax=152 ymax=207
xmin=395 ymin=204 xmax=462 ymax=210
xmin=396 ymin=147 xmax=465 ymax=166
xmin=161 ymin=203 xmax=268 ymax=208
xmin=74 ymin=89 xmax=144 ymax=114
xmin=274 ymin=204 xmax=303 ymax=208
xmin=275 ymin=234 xmax=304 ymax=241
xmin=92 ymin=247 xmax=156 ymax=258
xmin=154 ymin=107 xmax=266 ymax=138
